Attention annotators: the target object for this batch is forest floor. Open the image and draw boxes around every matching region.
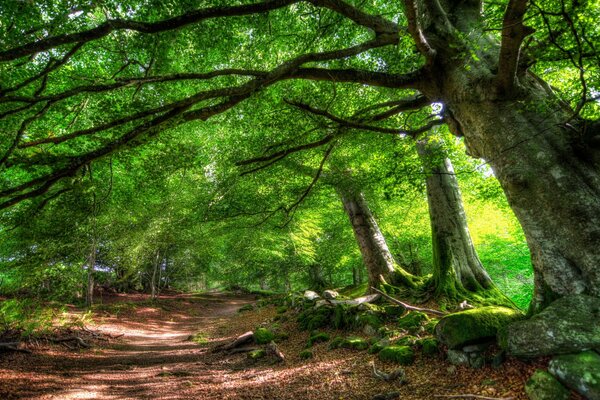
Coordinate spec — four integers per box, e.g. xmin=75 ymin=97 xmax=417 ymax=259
xmin=0 ymin=292 xmax=558 ymax=400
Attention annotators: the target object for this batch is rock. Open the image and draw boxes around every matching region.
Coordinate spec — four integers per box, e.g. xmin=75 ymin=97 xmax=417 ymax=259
xmin=304 ymin=290 xmax=321 ymax=301
xmin=468 ymin=352 xmax=485 ymax=369
xmin=378 ymin=346 xmax=415 ymax=365
xmin=297 ymin=306 xmax=332 ymax=330
xmin=417 ymin=338 xmax=439 ymax=356
xmin=363 ymin=324 xmax=378 ymax=337
xmin=384 ymin=305 xmax=406 ymax=317
xmin=504 ymin=295 xmax=600 ymax=357
xmin=253 ymin=327 xmax=275 ymax=344
xmin=340 ymin=337 xmax=369 ymax=351
xmin=322 ymin=290 xmax=339 ymax=300
xmin=446 ymin=349 xmax=470 ymax=366
xmin=397 ymin=311 xmax=429 ymax=333
xmin=549 ymin=350 xmax=600 ymax=400
xmin=525 ymin=370 xmax=570 ymax=400
xmin=435 ymin=306 xmax=523 ymax=349
xmin=307 ymin=332 xmax=330 ymax=347
xmin=463 ymin=342 xmax=492 ymax=353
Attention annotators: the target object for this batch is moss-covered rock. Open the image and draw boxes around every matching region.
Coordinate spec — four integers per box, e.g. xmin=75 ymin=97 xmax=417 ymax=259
xmin=525 ymin=370 xmax=570 ymax=400
xmin=307 ymin=332 xmax=330 ymax=347
xmin=333 ymin=304 xmax=355 ymax=330
xmin=417 ymin=338 xmax=439 ymax=355
xmin=299 ymin=349 xmax=314 ymax=360
xmin=340 ymin=336 xmax=369 ymax=351
xmin=378 ymin=346 xmax=415 ymax=365
xmin=423 ymin=319 xmax=439 ymax=335
xmin=238 ymin=304 xmax=254 ymax=312
xmin=397 ymin=311 xmax=429 ymax=333
xmin=549 ymin=351 xmax=600 ymax=400
xmin=356 ymin=312 xmax=383 ymax=330
xmin=393 ymin=335 xmax=417 ymax=347
xmin=435 ymin=306 xmax=523 ymax=349
xmin=254 ymin=327 xmax=276 ymax=344
xmin=276 ymin=306 xmax=288 ymax=314
xmin=368 ymin=339 xmax=390 ymax=354
xmin=328 ymin=336 xmax=345 ymax=350
xmin=505 ymin=295 xmax=600 ymax=357
xmin=248 ymin=349 xmax=266 ymax=360
xmin=297 ymin=306 xmax=333 ymax=331
xmin=384 ymin=305 xmax=406 ymax=317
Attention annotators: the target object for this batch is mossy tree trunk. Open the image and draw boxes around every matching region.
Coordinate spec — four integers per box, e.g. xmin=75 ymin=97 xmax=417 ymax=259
xmin=416 ymin=137 xmax=494 ymax=299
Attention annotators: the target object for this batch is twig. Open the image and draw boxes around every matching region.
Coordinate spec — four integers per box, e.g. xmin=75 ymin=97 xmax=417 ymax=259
xmin=371 ymin=287 xmax=447 ymax=317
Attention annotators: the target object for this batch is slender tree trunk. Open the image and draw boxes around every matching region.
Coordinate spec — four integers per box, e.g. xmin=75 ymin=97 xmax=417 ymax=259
xmin=86 ymin=240 xmax=96 ymax=307
xmin=150 ymin=250 xmax=160 ymax=301
xmin=445 ymin=78 xmax=600 ymax=312
xmin=416 ymin=137 xmax=493 ymax=297
xmin=308 ymin=263 xmax=327 ymax=290
xmin=337 ymin=186 xmax=397 ymax=289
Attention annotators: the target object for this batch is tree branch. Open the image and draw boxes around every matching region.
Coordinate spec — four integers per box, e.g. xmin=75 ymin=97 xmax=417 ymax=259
xmin=0 ymin=0 xmax=299 ymax=62
xmin=496 ymin=0 xmax=535 ymax=96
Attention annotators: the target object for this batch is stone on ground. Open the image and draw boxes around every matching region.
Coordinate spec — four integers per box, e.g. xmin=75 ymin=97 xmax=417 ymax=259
xmin=525 ymin=370 xmax=570 ymax=400
xmin=435 ymin=306 xmax=523 ymax=349
xmin=549 ymin=350 xmax=600 ymax=400
xmin=504 ymin=295 xmax=600 ymax=357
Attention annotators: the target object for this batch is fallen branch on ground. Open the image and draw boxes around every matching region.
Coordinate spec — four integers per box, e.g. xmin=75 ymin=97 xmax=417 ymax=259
xmin=0 ymin=342 xmax=32 ymax=353
xmin=266 ymin=341 xmax=285 ymax=362
xmin=212 ymin=331 xmax=254 ymax=352
xmin=371 ymin=361 xmax=405 ymax=383
xmin=228 ymin=346 xmax=259 ymax=354
xmin=371 ymin=287 xmax=447 ymax=317
xmin=51 ymin=336 xmax=91 ymax=348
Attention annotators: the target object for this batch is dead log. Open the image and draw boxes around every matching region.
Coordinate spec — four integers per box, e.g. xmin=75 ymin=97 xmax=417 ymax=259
xmin=0 ymin=342 xmax=31 ymax=353
xmin=228 ymin=346 xmax=259 ymax=354
xmin=266 ymin=341 xmax=285 ymax=362
xmin=371 ymin=287 xmax=447 ymax=317
xmin=213 ymin=331 xmax=254 ymax=352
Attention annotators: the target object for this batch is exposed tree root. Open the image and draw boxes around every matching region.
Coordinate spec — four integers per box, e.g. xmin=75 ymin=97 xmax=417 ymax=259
xmin=0 ymin=342 xmax=31 ymax=353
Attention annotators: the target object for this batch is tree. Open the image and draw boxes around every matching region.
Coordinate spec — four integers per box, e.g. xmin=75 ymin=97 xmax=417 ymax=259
xmin=0 ymin=0 xmax=598 ymax=312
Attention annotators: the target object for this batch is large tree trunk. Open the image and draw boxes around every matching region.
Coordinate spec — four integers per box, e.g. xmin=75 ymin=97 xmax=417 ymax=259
xmin=444 ymin=77 xmax=600 ymax=312
xmin=337 ymin=186 xmax=397 ymax=289
xmin=416 ymin=137 xmax=493 ymax=297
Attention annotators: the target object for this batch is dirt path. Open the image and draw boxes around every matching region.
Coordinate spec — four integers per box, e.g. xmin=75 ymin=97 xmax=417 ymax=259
xmin=1 ymin=293 xmax=544 ymax=400
xmin=0 ymin=292 xmax=259 ymax=399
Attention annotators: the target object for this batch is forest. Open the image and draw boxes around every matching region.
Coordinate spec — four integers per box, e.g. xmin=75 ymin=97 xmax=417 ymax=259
xmin=0 ymin=0 xmax=599 ymax=399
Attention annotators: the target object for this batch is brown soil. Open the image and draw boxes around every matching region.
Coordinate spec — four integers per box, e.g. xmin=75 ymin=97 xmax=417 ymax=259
xmin=0 ymin=293 xmax=564 ymax=399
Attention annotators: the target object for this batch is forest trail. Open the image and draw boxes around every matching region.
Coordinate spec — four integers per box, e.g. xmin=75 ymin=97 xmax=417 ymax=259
xmin=0 ymin=293 xmax=541 ymax=400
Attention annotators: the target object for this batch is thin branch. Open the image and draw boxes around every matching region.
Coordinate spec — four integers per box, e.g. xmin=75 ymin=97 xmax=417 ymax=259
xmin=371 ymin=287 xmax=448 ymax=316
xmin=433 ymin=395 xmax=514 ymax=400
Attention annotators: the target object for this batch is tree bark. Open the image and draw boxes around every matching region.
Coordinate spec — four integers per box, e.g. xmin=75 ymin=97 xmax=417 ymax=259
xmin=150 ymin=250 xmax=160 ymax=301
xmin=443 ymin=76 xmax=600 ymax=312
xmin=416 ymin=137 xmax=493 ymax=297
xmin=337 ymin=186 xmax=396 ymax=289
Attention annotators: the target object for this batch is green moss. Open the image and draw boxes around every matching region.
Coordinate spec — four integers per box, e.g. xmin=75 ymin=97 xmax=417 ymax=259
xmin=525 ymin=370 xmax=569 ymax=400
xmin=276 ymin=306 xmax=288 ymax=314
xmin=397 ymin=311 xmax=429 ymax=333
xmin=333 ymin=304 xmax=354 ymax=330
xmin=393 ymin=335 xmax=417 ymax=346
xmin=417 ymin=338 xmax=439 ymax=355
xmin=423 ymin=319 xmax=438 ymax=334
xmin=378 ymin=345 xmax=415 ymax=365
xmin=369 ymin=343 xmax=385 ymax=354
xmin=297 ymin=307 xmax=332 ymax=331
xmin=188 ymin=332 xmax=209 ymax=345
xmin=254 ymin=327 xmax=275 ymax=344
xmin=339 ymin=283 xmax=369 ymax=298
xmin=307 ymin=332 xmax=330 ymax=347
xmin=384 ymin=305 xmax=406 ymax=317
xmin=299 ymin=349 xmax=314 ymax=360
xmin=340 ymin=336 xmax=369 ymax=351
xmin=238 ymin=304 xmax=254 ymax=312
xmin=435 ymin=306 xmax=523 ymax=349
xmin=329 ymin=336 xmax=345 ymax=350
xmin=248 ymin=349 xmax=266 ymax=360
xmin=356 ymin=312 xmax=382 ymax=329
